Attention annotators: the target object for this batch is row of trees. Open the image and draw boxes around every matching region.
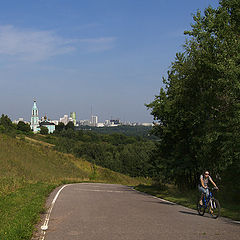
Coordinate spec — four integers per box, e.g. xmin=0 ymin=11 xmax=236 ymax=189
xmin=76 ymin=125 xmax=154 ymax=138
xmin=39 ymin=129 xmax=156 ymax=178
xmin=0 ymin=114 xmax=54 ymax=135
xmin=147 ymin=0 xmax=240 ymax=199
xmin=0 ymin=114 xmax=31 ymax=134
xmin=0 ymin=114 xmax=34 ymax=134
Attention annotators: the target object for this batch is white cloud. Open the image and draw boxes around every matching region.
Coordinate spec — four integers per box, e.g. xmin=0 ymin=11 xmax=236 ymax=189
xmin=0 ymin=25 xmax=75 ymax=62
xmin=0 ymin=25 xmax=116 ymax=62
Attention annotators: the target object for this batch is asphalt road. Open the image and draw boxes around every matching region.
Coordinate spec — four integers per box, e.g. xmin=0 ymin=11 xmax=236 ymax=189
xmin=38 ymin=183 xmax=239 ymax=240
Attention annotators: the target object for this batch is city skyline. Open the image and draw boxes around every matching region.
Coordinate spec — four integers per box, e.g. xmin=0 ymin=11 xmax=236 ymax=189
xmin=0 ymin=0 xmax=219 ymax=122
xmin=9 ymin=99 xmax=151 ymax=124
xmin=14 ymin=99 xmax=152 ymax=126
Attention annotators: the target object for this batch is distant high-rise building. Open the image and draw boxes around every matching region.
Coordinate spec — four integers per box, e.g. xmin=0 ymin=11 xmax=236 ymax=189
xmin=110 ymin=119 xmax=120 ymax=125
xmin=30 ymin=100 xmax=40 ymax=133
xmin=79 ymin=120 xmax=91 ymax=126
xmin=91 ymin=115 xmax=98 ymax=127
xmin=70 ymin=112 xmax=77 ymax=126
xmin=60 ymin=115 xmax=69 ymax=125
xmin=105 ymin=120 xmax=111 ymax=126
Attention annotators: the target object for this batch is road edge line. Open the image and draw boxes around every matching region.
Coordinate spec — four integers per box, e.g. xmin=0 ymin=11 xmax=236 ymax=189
xmin=131 ymin=187 xmax=176 ymax=205
xmin=39 ymin=184 xmax=70 ymax=240
xmin=132 ymin=187 xmax=240 ymax=224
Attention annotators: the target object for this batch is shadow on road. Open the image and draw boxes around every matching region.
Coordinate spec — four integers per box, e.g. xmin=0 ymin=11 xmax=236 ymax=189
xmin=179 ymin=210 xmax=240 ymax=225
xmin=179 ymin=210 xmax=218 ymax=220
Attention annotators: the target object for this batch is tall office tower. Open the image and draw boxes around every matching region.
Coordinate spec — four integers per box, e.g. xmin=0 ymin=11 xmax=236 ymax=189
xmin=60 ymin=115 xmax=69 ymax=125
xmin=70 ymin=112 xmax=77 ymax=126
xmin=91 ymin=115 xmax=98 ymax=127
xmin=31 ymin=100 xmax=39 ymax=133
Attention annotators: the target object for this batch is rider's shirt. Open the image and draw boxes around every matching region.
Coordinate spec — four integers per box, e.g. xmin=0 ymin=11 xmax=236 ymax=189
xmin=200 ymin=175 xmax=212 ymax=187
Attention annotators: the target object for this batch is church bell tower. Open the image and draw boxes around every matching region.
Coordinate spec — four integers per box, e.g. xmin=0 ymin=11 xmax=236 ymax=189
xmin=31 ymin=100 xmax=39 ymax=133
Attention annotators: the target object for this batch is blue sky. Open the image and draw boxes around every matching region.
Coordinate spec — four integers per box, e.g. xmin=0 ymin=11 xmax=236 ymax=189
xmin=0 ymin=0 xmax=219 ymax=123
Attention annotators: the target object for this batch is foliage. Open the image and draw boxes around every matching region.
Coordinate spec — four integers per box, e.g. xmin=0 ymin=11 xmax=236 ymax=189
xmin=54 ymin=121 xmax=75 ymax=132
xmin=0 ymin=115 xmax=32 ymax=135
xmin=40 ymin=126 xmax=49 ymax=135
xmin=146 ymin=0 xmax=240 ymax=196
xmin=0 ymin=114 xmax=16 ymax=133
xmin=65 ymin=121 xmax=75 ymax=130
xmin=17 ymin=121 xmax=31 ymax=132
xmin=76 ymin=125 xmax=154 ymax=138
xmin=55 ymin=122 xmax=65 ymax=132
xmin=32 ymin=127 xmax=157 ymax=178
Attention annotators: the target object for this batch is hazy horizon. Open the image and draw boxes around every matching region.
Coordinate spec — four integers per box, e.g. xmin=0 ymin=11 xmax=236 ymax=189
xmin=0 ymin=0 xmax=219 ymax=123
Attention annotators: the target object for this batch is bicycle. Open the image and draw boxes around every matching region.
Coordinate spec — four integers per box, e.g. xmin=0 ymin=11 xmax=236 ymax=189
xmin=197 ymin=187 xmax=220 ymax=219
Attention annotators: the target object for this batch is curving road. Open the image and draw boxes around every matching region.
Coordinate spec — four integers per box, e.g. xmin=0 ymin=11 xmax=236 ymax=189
xmin=36 ymin=183 xmax=239 ymax=240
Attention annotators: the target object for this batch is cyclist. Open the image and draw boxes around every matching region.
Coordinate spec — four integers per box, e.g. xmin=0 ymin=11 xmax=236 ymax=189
xmin=198 ymin=171 xmax=218 ymax=205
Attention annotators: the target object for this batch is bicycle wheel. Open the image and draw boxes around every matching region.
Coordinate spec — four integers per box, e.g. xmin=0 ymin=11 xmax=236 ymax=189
xmin=209 ymin=198 xmax=220 ymax=219
xmin=197 ymin=199 xmax=205 ymax=216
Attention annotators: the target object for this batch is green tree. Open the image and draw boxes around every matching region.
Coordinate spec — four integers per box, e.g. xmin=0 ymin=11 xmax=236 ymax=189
xmin=55 ymin=122 xmax=65 ymax=132
xmin=40 ymin=126 xmax=49 ymax=135
xmin=147 ymin=0 xmax=240 ymax=189
xmin=65 ymin=121 xmax=74 ymax=130
xmin=0 ymin=114 xmax=16 ymax=133
xmin=0 ymin=125 xmax=5 ymax=133
xmin=17 ymin=121 xmax=31 ymax=132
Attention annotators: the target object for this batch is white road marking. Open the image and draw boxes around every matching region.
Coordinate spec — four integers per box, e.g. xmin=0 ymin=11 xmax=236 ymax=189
xmin=37 ymin=183 xmax=240 ymax=240
xmin=75 ymin=188 xmax=128 ymax=193
xmin=132 ymin=188 xmax=240 ymax=224
xmin=38 ymin=184 xmax=128 ymax=240
xmin=152 ymin=196 xmax=176 ymax=204
xmin=232 ymin=220 xmax=240 ymax=224
xmin=132 ymin=187 xmax=176 ymax=205
xmin=39 ymin=184 xmax=70 ymax=240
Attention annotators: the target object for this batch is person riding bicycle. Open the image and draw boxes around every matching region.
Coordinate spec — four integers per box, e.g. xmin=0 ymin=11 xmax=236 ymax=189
xmin=198 ymin=171 xmax=218 ymax=205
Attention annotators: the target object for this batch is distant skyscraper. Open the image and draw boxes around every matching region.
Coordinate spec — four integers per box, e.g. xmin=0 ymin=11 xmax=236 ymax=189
xmin=70 ymin=112 xmax=76 ymax=126
xmin=91 ymin=115 xmax=98 ymax=127
xmin=60 ymin=115 xmax=69 ymax=125
xmin=30 ymin=100 xmax=39 ymax=133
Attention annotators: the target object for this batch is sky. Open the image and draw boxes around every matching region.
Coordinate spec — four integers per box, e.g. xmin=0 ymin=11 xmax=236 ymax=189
xmin=0 ymin=0 xmax=219 ymax=123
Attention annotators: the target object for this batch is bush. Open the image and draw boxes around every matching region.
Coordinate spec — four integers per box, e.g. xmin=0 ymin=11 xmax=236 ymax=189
xmin=17 ymin=121 xmax=31 ymax=132
xmin=40 ymin=126 xmax=48 ymax=135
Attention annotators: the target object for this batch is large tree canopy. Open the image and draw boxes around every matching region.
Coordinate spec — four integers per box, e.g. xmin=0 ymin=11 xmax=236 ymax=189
xmin=0 ymin=114 xmax=16 ymax=133
xmin=147 ymin=0 xmax=240 ymax=194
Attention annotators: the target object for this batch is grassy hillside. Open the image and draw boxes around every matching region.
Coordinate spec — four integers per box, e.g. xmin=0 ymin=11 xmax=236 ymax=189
xmin=0 ymin=134 xmax=147 ymax=239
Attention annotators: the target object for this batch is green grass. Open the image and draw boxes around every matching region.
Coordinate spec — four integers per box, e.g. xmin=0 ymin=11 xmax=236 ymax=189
xmin=135 ymin=184 xmax=240 ymax=221
xmin=0 ymin=183 xmax=55 ymax=240
xmin=0 ymin=134 xmax=148 ymax=239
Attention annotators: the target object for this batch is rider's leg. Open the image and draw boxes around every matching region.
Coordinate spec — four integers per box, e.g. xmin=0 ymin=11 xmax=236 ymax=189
xmin=205 ymin=188 xmax=209 ymax=198
xmin=200 ymin=193 xmax=204 ymax=205
xmin=198 ymin=185 xmax=206 ymax=205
